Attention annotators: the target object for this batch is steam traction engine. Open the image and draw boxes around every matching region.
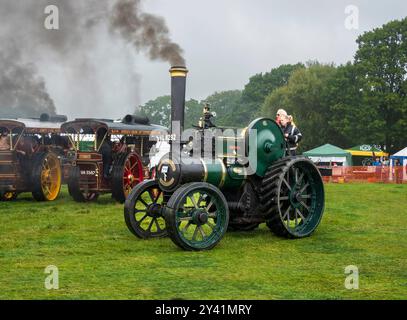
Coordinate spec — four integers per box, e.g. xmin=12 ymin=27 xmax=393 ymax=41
xmin=0 ymin=114 xmax=68 ymax=202
xmin=61 ymin=117 xmax=166 ymax=203
xmin=124 ymin=67 xmax=325 ymax=251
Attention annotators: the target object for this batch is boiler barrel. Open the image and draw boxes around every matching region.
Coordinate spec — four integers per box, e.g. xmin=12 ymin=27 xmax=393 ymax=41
xmin=157 ymin=158 xmax=246 ymax=192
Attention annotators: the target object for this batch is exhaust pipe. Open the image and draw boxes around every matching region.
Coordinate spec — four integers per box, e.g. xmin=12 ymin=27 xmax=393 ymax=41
xmin=170 ymin=66 xmax=188 ymax=134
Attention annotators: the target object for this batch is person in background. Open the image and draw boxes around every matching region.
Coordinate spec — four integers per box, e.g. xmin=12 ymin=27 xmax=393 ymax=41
xmin=275 ymin=109 xmax=288 ymax=126
xmin=372 ymin=158 xmax=382 ymax=166
xmin=372 ymin=157 xmax=382 ymax=181
xmin=279 ymin=114 xmax=302 ymax=156
xmin=394 ymin=159 xmax=403 ymax=184
xmin=0 ymin=128 xmax=10 ymax=151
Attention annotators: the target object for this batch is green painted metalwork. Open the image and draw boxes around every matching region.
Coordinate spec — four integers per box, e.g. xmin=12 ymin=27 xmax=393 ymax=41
xmin=202 ymin=160 xmax=245 ymax=189
xmin=246 ymin=118 xmax=285 ymax=177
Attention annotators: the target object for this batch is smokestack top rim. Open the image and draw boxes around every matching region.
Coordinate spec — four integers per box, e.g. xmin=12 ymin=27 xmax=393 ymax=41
xmin=169 ymin=66 xmax=188 ymax=77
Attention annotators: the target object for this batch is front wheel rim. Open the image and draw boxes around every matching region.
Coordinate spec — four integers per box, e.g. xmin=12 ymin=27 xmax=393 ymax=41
xmin=174 ymin=188 xmax=228 ymax=250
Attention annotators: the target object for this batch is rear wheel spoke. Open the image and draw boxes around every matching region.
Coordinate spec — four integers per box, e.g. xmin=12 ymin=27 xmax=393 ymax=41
xmin=283 ymin=178 xmax=291 ymax=191
xmin=296 ymin=209 xmax=305 ymax=220
xmin=206 ymin=200 xmax=214 ymax=211
xmin=299 ymin=183 xmax=309 ymax=194
xmin=282 ymin=206 xmax=290 ymax=220
xmin=299 ymin=200 xmax=310 ymax=211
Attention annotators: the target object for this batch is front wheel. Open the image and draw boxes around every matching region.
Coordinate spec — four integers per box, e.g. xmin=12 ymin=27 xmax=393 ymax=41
xmin=164 ymin=182 xmax=229 ymax=251
xmin=124 ymin=180 xmax=167 ymax=239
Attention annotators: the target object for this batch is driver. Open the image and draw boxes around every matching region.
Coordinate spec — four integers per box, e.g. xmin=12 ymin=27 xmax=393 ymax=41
xmin=0 ymin=129 xmax=10 ymax=151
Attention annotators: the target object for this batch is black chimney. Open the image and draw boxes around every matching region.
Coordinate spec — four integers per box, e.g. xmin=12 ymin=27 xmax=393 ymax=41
xmin=170 ymin=66 xmax=188 ymax=133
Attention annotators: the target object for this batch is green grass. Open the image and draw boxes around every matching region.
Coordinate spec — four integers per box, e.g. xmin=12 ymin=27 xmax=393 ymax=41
xmin=0 ymin=183 xmax=406 ymax=300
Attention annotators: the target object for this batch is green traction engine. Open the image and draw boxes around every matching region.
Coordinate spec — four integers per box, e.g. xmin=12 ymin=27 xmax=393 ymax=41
xmin=124 ymin=66 xmax=325 ymax=251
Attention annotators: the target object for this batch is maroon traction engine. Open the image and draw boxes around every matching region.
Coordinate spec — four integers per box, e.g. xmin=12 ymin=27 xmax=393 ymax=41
xmin=61 ymin=116 xmax=167 ymax=203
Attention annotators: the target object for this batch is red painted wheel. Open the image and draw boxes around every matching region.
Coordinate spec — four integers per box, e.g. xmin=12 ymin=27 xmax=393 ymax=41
xmin=112 ymin=153 xmax=144 ymax=203
xmin=123 ymin=153 xmax=143 ymax=196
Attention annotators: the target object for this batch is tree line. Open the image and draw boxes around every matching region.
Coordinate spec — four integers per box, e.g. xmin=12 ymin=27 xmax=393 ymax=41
xmin=137 ymin=18 xmax=407 ymax=154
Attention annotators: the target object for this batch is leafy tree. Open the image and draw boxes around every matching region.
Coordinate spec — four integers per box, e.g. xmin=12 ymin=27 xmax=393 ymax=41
xmin=242 ymin=63 xmax=304 ymax=105
xmin=137 ymin=96 xmax=204 ymax=129
xmin=324 ymin=63 xmax=384 ymax=148
xmin=203 ymin=90 xmax=244 ymax=127
xmin=185 ymin=99 xmax=202 ymax=129
xmin=354 ymin=18 xmax=407 ymax=152
xmin=137 ymin=95 xmax=171 ymax=127
xmin=241 ymin=63 xmax=305 ymax=121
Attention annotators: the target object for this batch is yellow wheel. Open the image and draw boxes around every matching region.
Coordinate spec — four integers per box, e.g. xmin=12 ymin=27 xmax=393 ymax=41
xmin=0 ymin=192 xmax=18 ymax=201
xmin=32 ymin=152 xmax=62 ymax=201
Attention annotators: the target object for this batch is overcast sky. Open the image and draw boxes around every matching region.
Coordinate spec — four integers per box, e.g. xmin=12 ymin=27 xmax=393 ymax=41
xmin=37 ymin=0 xmax=407 ymax=118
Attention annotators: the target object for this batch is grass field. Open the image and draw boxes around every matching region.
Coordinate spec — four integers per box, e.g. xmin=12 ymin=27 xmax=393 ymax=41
xmin=0 ymin=183 xmax=406 ymax=300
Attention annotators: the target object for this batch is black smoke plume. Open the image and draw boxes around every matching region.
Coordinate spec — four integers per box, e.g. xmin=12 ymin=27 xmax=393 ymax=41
xmin=0 ymin=0 xmax=185 ymax=119
xmin=110 ymin=0 xmax=186 ymax=66
xmin=0 ymin=45 xmax=56 ymax=118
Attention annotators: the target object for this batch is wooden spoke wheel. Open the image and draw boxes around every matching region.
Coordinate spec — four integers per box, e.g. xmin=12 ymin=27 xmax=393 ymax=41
xmin=124 ymin=180 xmax=167 ymax=239
xmin=164 ymin=182 xmax=229 ymax=251
xmin=32 ymin=152 xmax=62 ymax=202
xmin=112 ymin=153 xmax=143 ymax=203
xmin=260 ymin=158 xmax=325 ymax=238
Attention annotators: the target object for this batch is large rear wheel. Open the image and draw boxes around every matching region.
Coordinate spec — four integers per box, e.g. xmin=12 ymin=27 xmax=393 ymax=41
xmin=32 ymin=152 xmax=62 ymax=201
xmin=260 ymin=157 xmax=325 ymax=238
xmin=164 ymin=182 xmax=229 ymax=251
xmin=124 ymin=180 xmax=167 ymax=239
xmin=112 ymin=153 xmax=143 ymax=203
